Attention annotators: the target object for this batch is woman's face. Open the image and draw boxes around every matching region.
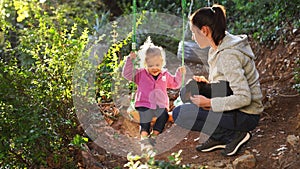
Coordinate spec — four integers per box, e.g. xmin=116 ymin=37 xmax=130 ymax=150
xmin=190 ymin=24 xmax=210 ymax=49
xmin=145 ymin=55 xmax=163 ymax=76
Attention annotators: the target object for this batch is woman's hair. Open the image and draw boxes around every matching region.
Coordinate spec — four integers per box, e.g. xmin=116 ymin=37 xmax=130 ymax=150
xmin=190 ymin=4 xmax=226 ymax=46
xmin=138 ymin=36 xmax=166 ymax=68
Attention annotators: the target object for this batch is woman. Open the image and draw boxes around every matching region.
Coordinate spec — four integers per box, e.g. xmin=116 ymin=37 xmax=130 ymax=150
xmin=172 ymin=4 xmax=264 ymax=156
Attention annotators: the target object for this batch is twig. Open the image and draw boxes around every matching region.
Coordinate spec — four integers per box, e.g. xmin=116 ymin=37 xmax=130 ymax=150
xmin=260 ymin=74 xmax=294 ymax=84
xmin=278 ymin=93 xmax=300 ymax=97
xmin=98 ymin=102 xmax=115 ymax=106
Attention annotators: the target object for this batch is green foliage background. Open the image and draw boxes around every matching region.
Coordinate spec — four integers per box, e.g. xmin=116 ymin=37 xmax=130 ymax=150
xmin=0 ymin=0 xmax=92 ymax=168
xmin=0 ymin=0 xmax=299 ymax=168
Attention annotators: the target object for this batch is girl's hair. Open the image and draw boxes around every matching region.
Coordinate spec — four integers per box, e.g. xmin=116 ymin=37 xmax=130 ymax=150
xmin=138 ymin=36 xmax=166 ymax=68
xmin=190 ymin=4 xmax=226 ymax=46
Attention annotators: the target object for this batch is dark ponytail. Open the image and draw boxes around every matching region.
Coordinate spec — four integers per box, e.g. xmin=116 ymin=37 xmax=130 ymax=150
xmin=190 ymin=4 xmax=226 ymax=46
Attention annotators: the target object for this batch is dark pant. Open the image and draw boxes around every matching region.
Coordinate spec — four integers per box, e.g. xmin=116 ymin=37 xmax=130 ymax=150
xmin=136 ymin=107 xmax=169 ymax=134
xmin=172 ymin=104 xmax=260 ymax=143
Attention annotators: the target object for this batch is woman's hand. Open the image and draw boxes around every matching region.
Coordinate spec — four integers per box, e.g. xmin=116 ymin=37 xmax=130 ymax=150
xmin=193 ymin=75 xmax=209 ymax=83
xmin=190 ymin=95 xmax=211 ymax=110
xmin=129 ymin=51 xmax=137 ymax=59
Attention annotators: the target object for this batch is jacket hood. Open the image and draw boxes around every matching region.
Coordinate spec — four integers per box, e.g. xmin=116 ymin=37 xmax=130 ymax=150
xmin=215 ymin=32 xmax=255 ymax=59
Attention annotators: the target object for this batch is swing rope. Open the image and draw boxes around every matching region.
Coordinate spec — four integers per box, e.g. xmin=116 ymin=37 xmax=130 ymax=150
xmin=129 ymin=0 xmax=191 ymax=106
xmin=181 ymin=0 xmax=195 ymax=88
xmin=132 ymin=0 xmax=137 ymax=51
xmin=128 ymin=0 xmax=137 ymax=112
xmin=181 ymin=0 xmax=187 ymax=88
xmin=131 ymin=0 xmax=190 ymax=91
xmin=128 ymin=0 xmax=195 ymax=121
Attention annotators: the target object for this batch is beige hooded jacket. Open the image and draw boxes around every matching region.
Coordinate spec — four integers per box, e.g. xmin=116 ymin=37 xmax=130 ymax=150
xmin=208 ymin=32 xmax=264 ymax=115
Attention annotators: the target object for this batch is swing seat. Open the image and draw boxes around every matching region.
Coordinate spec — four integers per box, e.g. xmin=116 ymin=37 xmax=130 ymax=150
xmin=127 ymin=109 xmax=174 ymax=123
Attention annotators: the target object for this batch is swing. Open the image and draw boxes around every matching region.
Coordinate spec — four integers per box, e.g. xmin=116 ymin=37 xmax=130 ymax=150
xmin=126 ymin=0 xmax=191 ymax=124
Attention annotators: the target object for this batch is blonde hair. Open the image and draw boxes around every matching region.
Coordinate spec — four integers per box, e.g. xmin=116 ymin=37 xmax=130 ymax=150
xmin=137 ymin=36 xmax=166 ymax=68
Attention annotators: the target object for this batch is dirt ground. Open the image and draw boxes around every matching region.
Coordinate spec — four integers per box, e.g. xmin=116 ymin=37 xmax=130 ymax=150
xmin=79 ymin=30 xmax=300 ymax=169
xmin=155 ymin=95 xmax=300 ymax=169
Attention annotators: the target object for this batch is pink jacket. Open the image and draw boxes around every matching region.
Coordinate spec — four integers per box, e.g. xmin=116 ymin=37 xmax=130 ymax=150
xmin=122 ymin=57 xmax=182 ymax=109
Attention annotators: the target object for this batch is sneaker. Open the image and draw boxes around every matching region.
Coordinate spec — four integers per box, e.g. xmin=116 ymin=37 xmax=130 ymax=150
xmin=140 ymin=137 xmax=155 ymax=152
xmin=196 ymin=138 xmax=226 ymax=152
xmin=148 ymin=137 xmax=156 ymax=146
xmin=221 ymin=131 xmax=251 ymax=156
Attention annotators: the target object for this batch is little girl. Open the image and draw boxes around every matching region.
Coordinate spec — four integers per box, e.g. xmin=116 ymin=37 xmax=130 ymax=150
xmin=122 ymin=37 xmax=185 ymax=149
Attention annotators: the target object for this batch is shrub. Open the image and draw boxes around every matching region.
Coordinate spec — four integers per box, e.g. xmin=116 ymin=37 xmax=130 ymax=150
xmin=225 ymin=0 xmax=300 ymax=47
xmin=124 ymin=150 xmax=205 ymax=169
xmin=0 ymin=0 xmax=90 ymax=168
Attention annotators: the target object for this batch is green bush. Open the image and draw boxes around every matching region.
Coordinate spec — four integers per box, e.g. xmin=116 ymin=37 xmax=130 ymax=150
xmin=0 ymin=0 xmax=299 ymax=168
xmin=0 ymin=0 xmax=90 ymax=168
xmin=224 ymin=0 xmax=300 ymax=47
xmin=108 ymin=0 xmax=299 ymax=48
xmin=124 ymin=150 xmax=205 ymax=169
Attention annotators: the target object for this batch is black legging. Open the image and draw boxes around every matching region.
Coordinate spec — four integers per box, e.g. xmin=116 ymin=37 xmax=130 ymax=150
xmin=172 ymin=104 xmax=260 ymax=143
xmin=136 ymin=107 xmax=169 ymax=134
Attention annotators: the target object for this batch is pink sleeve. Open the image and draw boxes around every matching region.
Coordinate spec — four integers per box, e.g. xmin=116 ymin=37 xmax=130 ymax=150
xmin=122 ymin=57 xmax=142 ymax=84
xmin=167 ymin=69 xmax=182 ymax=89
xmin=122 ymin=56 xmax=134 ymax=81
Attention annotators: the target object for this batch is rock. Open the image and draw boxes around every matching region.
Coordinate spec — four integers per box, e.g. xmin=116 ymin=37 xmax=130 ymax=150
xmin=205 ymin=159 xmax=232 ymax=169
xmin=214 ymin=161 xmax=226 ymax=168
xmin=232 ymin=151 xmax=256 ymax=169
xmin=286 ymin=135 xmax=299 ymax=148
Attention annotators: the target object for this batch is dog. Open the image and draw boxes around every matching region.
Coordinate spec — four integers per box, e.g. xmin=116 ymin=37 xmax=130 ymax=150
xmin=180 ymin=79 xmax=233 ymax=103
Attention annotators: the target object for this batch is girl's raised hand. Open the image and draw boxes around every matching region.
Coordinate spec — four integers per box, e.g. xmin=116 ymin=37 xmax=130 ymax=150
xmin=129 ymin=51 xmax=137 ymax=59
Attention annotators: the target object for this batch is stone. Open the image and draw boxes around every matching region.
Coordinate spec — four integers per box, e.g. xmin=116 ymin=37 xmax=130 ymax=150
xmin=233 ymin=152 xmax=256 ymax=169
xmin=286 ymin=134 xmax=299 ymax=148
